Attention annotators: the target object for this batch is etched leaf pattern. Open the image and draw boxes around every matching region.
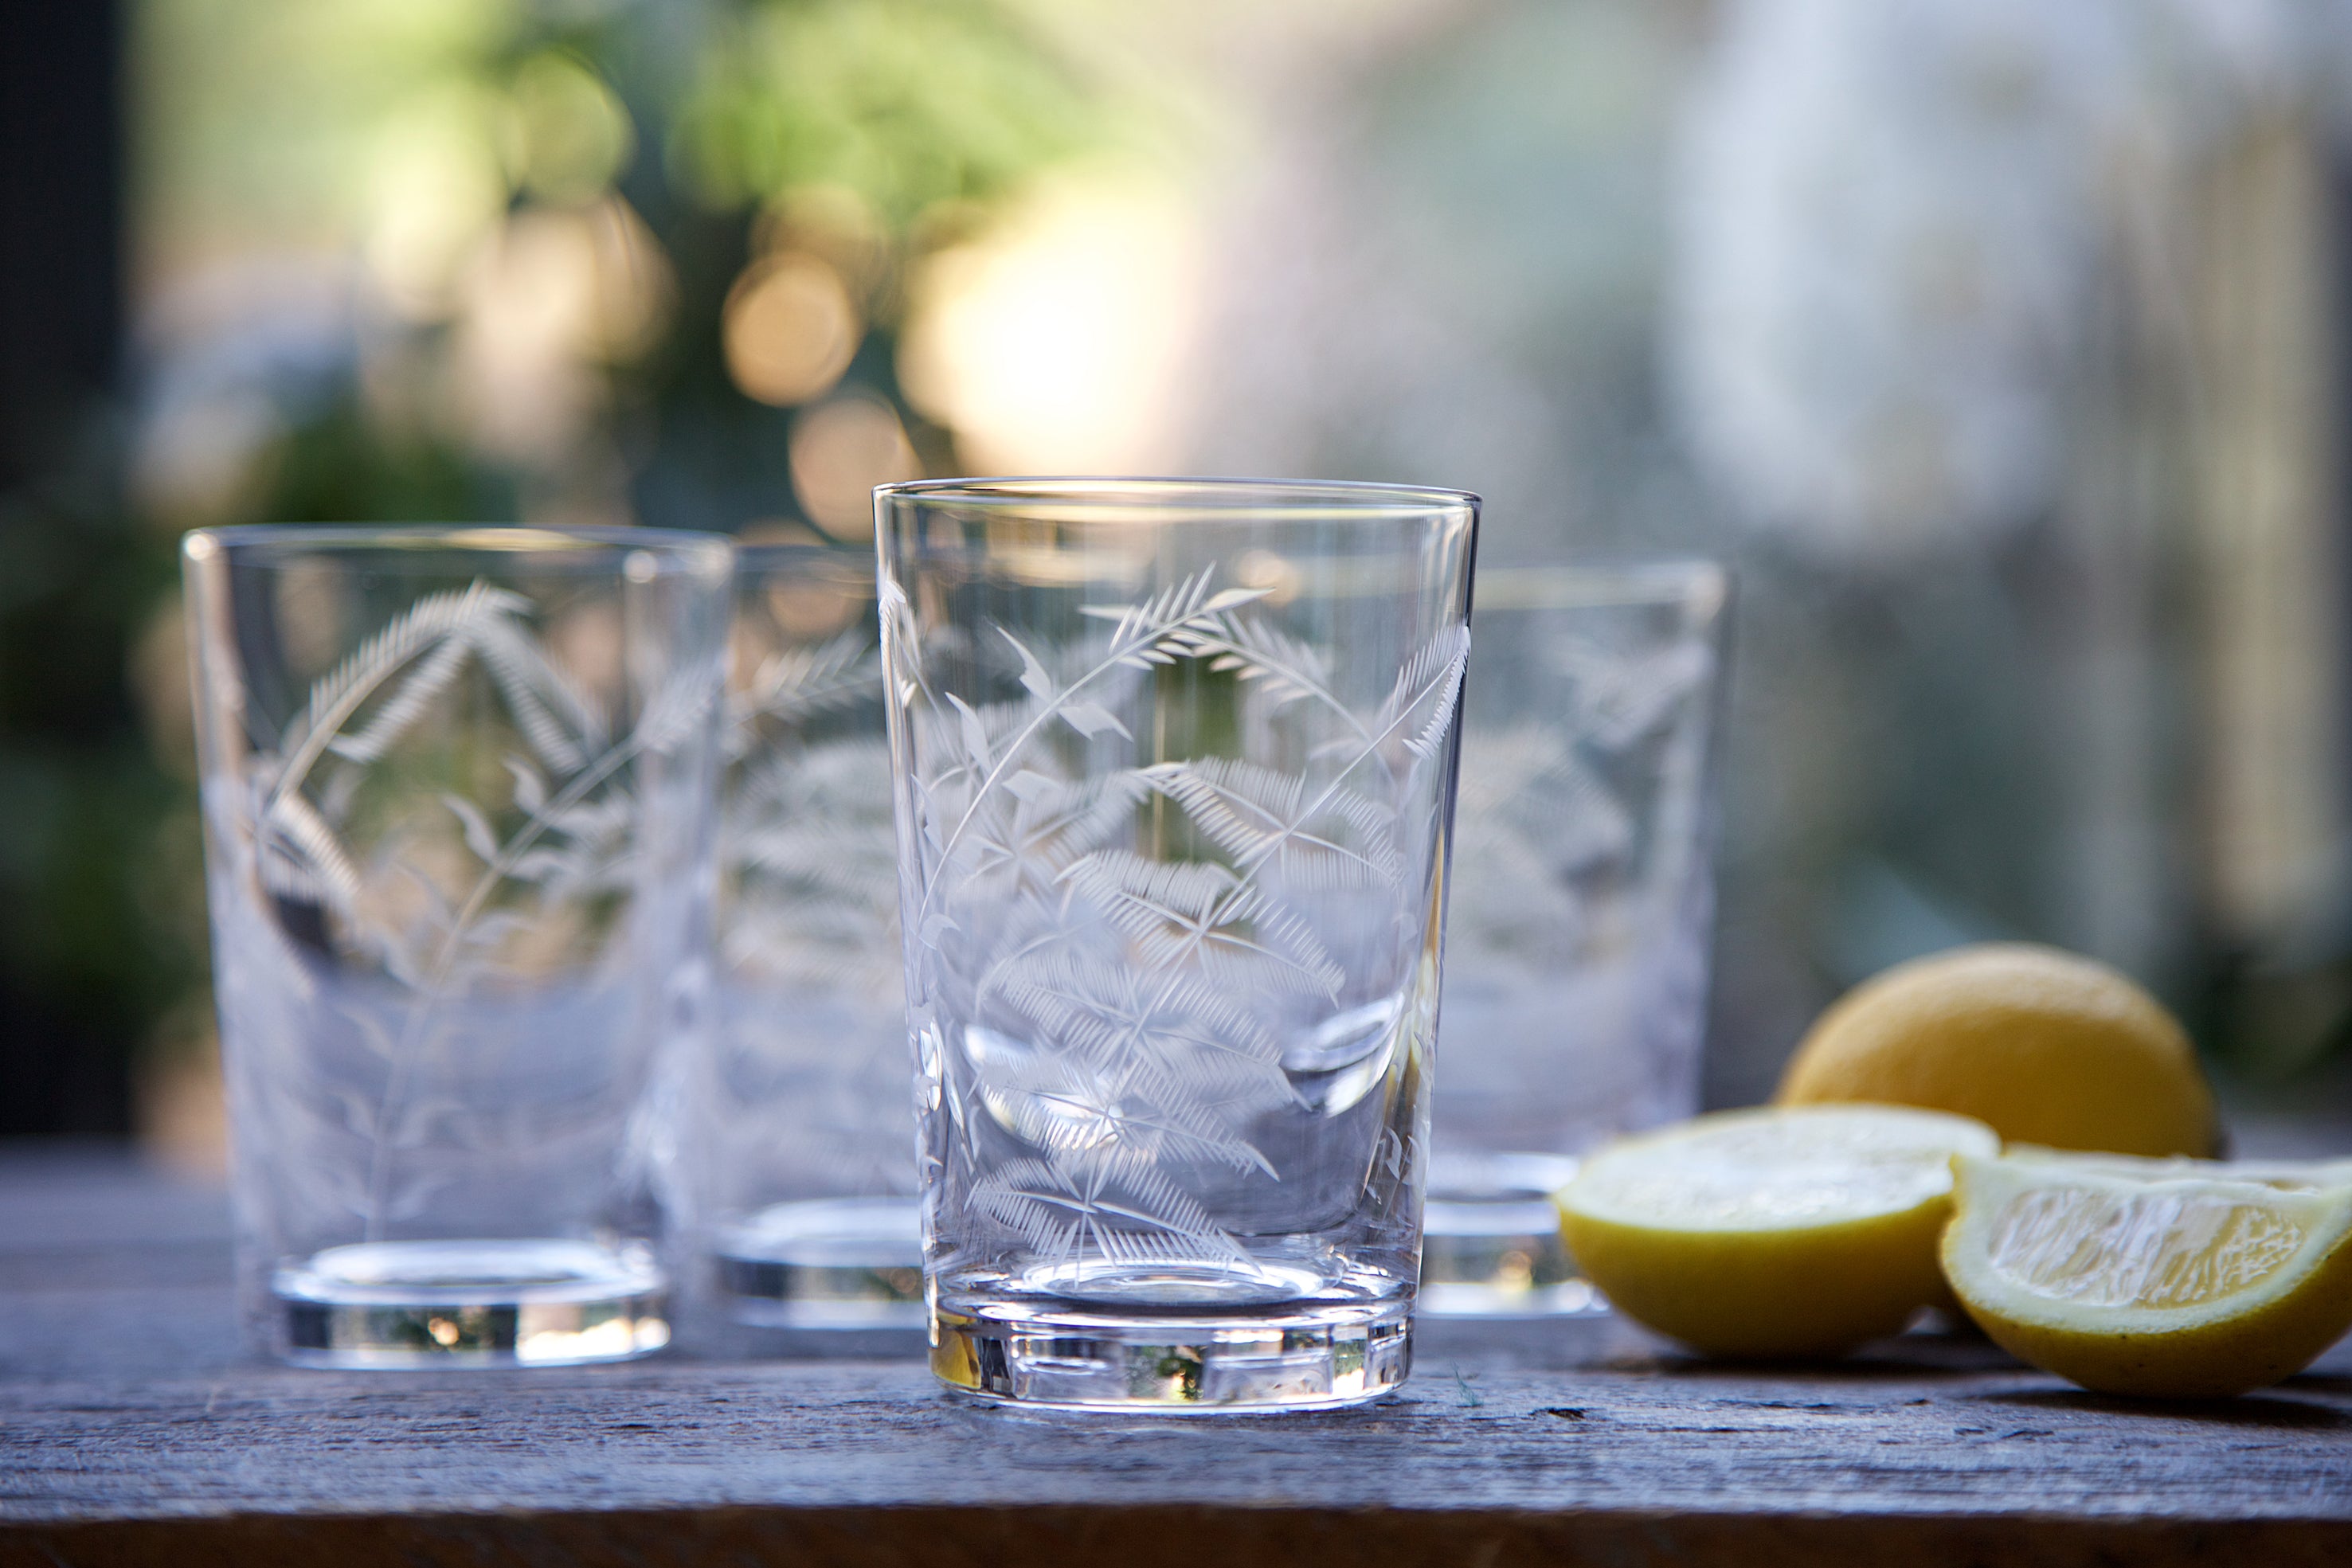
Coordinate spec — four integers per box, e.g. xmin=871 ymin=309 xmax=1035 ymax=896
xmin=1434 ymin=626 xmax=1719 ymax=1151
xmin=699 ymin=599 xmax=929 ymax=1210
xmin=887 ymin=569 xmax=1468 ymax=1278
xmin=211 ymin=581 xmax=718 ymax=1238
xmin=1446 ymin=633 xmax=1714 ymax=968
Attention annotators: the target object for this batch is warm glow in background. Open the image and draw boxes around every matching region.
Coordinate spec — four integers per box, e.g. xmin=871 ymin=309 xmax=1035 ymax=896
xmin=15 ymin=0 xmax=2352 ymax=1155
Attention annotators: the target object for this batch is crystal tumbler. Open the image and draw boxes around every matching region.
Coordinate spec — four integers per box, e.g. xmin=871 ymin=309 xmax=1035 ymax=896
xmin=183 ymin=525 xmax=733 ymax=1367
xmin=1423 ymin=560 xmax=1728 ymax=1316
xmin=703 ymin=542 xmax=921 ymax=1328
xmin=878 ymin=478 xmax=1478 ymax=1410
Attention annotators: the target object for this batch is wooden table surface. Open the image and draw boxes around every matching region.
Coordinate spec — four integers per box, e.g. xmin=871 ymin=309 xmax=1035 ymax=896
xmin=6 ymin=1144 xmax=2352 ymax=1566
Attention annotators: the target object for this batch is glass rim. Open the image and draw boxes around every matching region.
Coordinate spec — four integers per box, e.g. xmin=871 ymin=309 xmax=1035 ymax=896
xmin=1473 ymin=557 xmax=1728 ymax=616
xmin=875 ymin=475 xmax=1480 ymax=522
xmin=733 ymin=541 xmax=879 ymax=598
xmin=182 ymin=522 xmax=734 ymax=576
xmin=734 ymin=538 xmax=875 ymax=566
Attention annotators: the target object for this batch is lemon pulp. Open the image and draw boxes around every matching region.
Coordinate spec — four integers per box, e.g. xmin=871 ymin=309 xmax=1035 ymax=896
xmin=1943 ymin=1155 xmax=2352 ymax=1397
xmin=2002 ymin=1145 xmax=2352 ymax=1193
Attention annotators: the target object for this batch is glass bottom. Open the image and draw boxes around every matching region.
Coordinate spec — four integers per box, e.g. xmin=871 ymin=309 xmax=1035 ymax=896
xmin=272 ymin=1238 xmax=670 ymax=1368
xmin=1420 ymin=1152 xmax=1610 ymax=1318
xmin=716 ymin=1197 xmax=926 ymax=1328
xmin=929 ymin=1260 xmax=1413 ymax=1412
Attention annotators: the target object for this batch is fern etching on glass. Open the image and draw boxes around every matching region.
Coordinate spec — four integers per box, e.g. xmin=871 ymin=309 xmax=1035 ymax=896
xmin=710 ymin=620 xmax=910 ymax=1207
xmin=209 ymin=581 xmax=715 ymax=1247
xmin=886 ymin=569 xmax=1469 ymax=1296
xmin=1434 ymin=600 xmax=1721 ymax=1162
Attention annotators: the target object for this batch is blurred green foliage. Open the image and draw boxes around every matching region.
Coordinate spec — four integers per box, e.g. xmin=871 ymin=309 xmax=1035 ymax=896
xmin=184 ymin=0 xmax=1103 ymax=534
xmin=673 ymin=0 xmax=1096 ymax=221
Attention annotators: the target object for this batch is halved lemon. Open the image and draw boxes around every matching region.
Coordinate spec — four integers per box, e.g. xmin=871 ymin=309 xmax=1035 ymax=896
xmin=1555 ymin=1105 xmax=2000 ymax=1359
xmin=1942 ymin=1154 xmax=2352 ymax=1398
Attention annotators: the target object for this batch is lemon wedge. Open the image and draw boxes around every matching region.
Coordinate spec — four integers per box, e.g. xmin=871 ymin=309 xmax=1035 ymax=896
xmin=1555 ymin=1105 xmax=2000 ymax=1359
xmin=1942 ymin=1154 xmax=2352 ymax=1397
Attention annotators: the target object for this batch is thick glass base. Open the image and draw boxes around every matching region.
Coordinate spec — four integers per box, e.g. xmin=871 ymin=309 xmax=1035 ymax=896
xmin=1420 ymin=1152 xmax=1609 ymax=1318
xmin=272 ymin=1238 xmax=669 ymax=1367
xmin=716 ymin=1197 xmax=926 ymax=1328
xmin=929 ymin=1264 xmax=1413 ymax=1411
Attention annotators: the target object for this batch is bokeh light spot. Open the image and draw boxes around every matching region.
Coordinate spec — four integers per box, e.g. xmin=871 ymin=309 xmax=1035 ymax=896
xmin=450 ymin=198 xmax=674 ymax=461
xmin=789 ymin=394 xmax=917 ymax=539
xmin=724 ymin=254 xmax=861 ymax=407
xmin=898 ymin=174 xmax=1200 ymax=473
xmin=505 ymin=53 xmax=634 ymax=206
xmin=364 ymin=85 xmax=510 ymax=318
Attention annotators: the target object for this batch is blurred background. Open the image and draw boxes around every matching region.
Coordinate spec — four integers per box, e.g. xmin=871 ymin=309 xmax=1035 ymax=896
xmin=9 ymin=0 xmax=2352 ymax=1166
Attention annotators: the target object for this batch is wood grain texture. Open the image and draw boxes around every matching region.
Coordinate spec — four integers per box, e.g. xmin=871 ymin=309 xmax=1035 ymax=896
xmin=4 ymin=1149 xmax=2351 ymax=1566
xmin=13 ymin=1507 xmax=2352 ymax=1568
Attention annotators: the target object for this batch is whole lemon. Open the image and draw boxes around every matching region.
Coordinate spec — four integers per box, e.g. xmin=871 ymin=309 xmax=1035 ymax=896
xmin=1775 ymin=943 xmax=2217 ymax=1156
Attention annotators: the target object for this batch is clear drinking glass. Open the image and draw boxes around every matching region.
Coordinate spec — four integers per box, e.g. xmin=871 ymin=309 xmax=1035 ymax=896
xmin=1423 ymin=560 xmax=1728 ymax=1316
xmin=182 ymin=525 xmax=734 ymax=1367
xmin=878 ymin=478 xmax=1478 ymax=1410
xmin=703 ymin=542 xmax=922 ymax=1328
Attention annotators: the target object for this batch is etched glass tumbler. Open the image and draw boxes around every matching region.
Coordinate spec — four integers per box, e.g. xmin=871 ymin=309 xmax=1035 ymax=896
xmin=879 ymin=479 xmax=1478 ymax=1410
xmin=1423 ymin=561 xmax=1727 ymax=1316
xmin=703 ymin=543 xmax=920 ymax=1328
xmin=183 ymin=526 xmax=733 ymax=1367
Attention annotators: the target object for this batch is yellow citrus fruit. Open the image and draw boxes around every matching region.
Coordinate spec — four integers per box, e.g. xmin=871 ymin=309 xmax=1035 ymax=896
xmin=1554 ymin=1104 xmax=2000 ymax=1359
xmin=1941 ymin=1153 xmax=2352 ymax=1398
xmin=1776 ymin=943 xmax=2217 ymax=1156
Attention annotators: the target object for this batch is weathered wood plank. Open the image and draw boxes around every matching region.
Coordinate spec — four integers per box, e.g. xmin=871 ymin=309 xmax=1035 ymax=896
xmin=11 ymin=1352 xmax=2352 ymax=1520
xmin=3 ymin=1151 xmax=2350 ymax=1567
xmin=10 ymin=1506 xmax=2352 ymax=1568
